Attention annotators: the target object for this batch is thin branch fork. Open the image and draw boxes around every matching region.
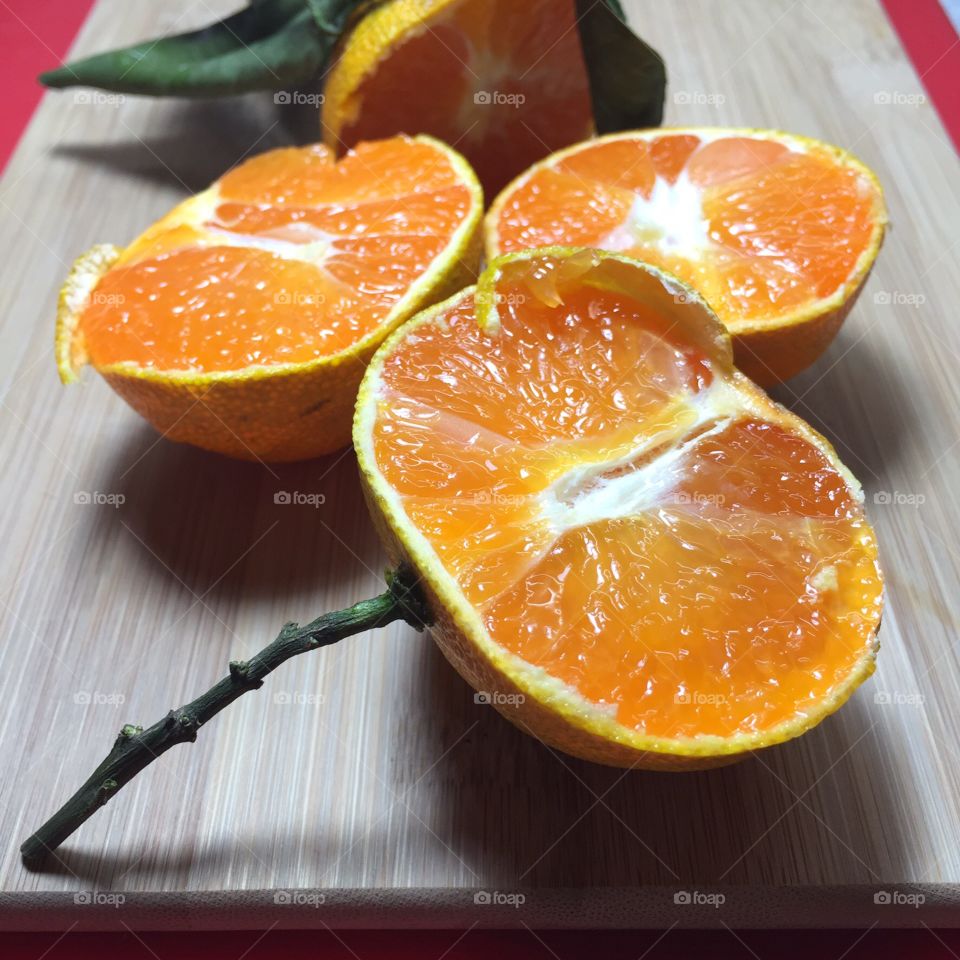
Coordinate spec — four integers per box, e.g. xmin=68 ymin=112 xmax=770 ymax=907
xmin=21 ymin=570 xmax=429 ymax=868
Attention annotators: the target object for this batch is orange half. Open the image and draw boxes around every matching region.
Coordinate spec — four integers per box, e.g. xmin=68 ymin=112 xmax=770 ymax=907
xmin=56 ymin=135 xmax=483 ymax=461
xmin=486 ymin=129 xmax=888 ymax=384
xmin=356 ymin=248 xmax=883 ymax=767
xmin=322 ymin=0 xmax=594 ymax=197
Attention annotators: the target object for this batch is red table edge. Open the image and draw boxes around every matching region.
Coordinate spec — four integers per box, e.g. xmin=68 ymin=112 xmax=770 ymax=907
xmin=0 ymin=0 xmax=96 ymax=173
xmin=881 ymin=0 xmax=960 ymax=152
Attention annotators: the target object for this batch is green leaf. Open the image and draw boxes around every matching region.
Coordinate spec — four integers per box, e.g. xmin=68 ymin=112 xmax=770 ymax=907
xmin=599 ymin=0 xmax=627 ymax=20
xmin=38 ymin=0 xmax=356 ymax=97
xmin=38 ymin=0 xmax=665 ymax=138
xmin=306 ymin=0 xmax=382 ymax=36
xmin=576 ymin=0 xmax=666 ymax=132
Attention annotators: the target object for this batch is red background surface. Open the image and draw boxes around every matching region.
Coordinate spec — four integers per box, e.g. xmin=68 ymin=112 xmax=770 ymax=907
xmin=1 ymin=0 xmax=958 ymax=953
xmin=0 ymin=0 xmax=96 ymax=171
xmin=881 ymin=0 xmax=960 ymax=151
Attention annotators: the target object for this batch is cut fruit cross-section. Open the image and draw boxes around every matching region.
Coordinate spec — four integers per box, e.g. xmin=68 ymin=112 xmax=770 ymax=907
xmin=486 ymin=128 xmax=888 ymax=385
xmin=56 ymin=134 xmax=483 ymax=462
xmin=356 ymin=247 xmax=883 ymax=768
xmin=322 ymin=0 xmax=595 ymax=197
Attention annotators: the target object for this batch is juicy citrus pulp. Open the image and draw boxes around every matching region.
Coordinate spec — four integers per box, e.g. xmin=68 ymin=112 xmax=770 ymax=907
xmin=322 ymin=0 xmax=594 ymax=196
xmin=356 ymin=248 xmax=882 ymax=764
xmin=58 ymin=135 xmax=483 ymax=461
xmin=79 ymin=138 xmax=478 ymax=372
xmin=486 ymin=129 xmax=887 ymax=384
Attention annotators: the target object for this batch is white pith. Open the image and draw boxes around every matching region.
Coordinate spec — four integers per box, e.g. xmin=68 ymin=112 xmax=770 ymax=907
xmin=75 ymin=135 xmax=484 ymax=385
xmin=353 ymin=251 xmax=882 ymax=759
xmin=143 ymin=187 xmax=339 ymax=269
xmin=601 ymin=170 xmax=710 ymax=260
xmin=539 ymin=378 xmax=744 ymax=533
xmin=205 ymin=224 xmax=336 ymax=265
xmin=486 ymin=128 xmax=888 ymax=342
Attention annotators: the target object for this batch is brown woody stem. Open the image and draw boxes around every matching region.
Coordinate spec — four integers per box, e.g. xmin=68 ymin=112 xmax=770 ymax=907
xmin=21 ymin=569 xmax=429 ymax=868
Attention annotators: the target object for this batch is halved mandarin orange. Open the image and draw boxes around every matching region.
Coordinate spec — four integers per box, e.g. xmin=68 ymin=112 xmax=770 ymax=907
xmin=355 ymin=248 xmax=883 ymax=768
xmin=486 ymin=128 xmax=888 ymax=385
xmin=56 ymin=135 xmax=483 ymax=461
xmin=322 ymin=0 xmax=594 ymax=197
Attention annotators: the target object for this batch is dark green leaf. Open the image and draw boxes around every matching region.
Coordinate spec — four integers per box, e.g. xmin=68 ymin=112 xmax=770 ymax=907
xmin=306 ymin=0 xmax=380 ymax=37
xmin=576 ymin=0 xmax=666 ymax=132
xmin=599 ymin=0 xmax=627 ymax=21
xmin=38 ymin=0 xmax=362 ymax=97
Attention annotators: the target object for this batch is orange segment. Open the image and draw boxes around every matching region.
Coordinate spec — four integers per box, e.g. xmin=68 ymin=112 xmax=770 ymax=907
xmin=703 ymin=152 xmax=877 ymax=303
xmin=487 ymin=129 xmax=887 ymax=384
xmin=58 ymin=135 xmax=483 ymax=461
xmin=357 ymin=249 xmax=882 ymax=763
xmin=216 ymin=139 xmax=466 ymax=206
xmin=480 ymin=418 xmax=878 ymax=739
xmin=322 ymin=0 xmax=594 ymax=196
xmin=376 ymin=284 xmax=713 ymax=450
xmin=555 ymin=139 xmax=656 ymax=197
xmin=650 ymin=134 xmax=700 ymax=183
xmin=686 ymin=136 xmax=789 ymax=186
xmin=81 ymin=249 xmax=369 ymax=370
xmin=81 ymin=138 xmax=475 ymax=374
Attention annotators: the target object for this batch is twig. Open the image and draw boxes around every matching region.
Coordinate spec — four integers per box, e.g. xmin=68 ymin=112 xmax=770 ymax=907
xmin=21 ymin=569 xmax=429 ymax=868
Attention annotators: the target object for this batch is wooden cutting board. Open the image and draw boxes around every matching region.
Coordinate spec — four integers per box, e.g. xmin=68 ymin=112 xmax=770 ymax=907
xmin=2 ymin=0 xmax=959 ymax=932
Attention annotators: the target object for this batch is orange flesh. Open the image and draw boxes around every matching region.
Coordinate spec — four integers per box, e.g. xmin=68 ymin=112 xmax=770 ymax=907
xmin=371 ymin=264 xmax=882 ymax=740
xmin=79 ymin=139 xmax=473 ymax=372
xmin=335 ymin=0 xmax=593 ymax=196
xmin=492 ymin=133 xmax=880 ymax=330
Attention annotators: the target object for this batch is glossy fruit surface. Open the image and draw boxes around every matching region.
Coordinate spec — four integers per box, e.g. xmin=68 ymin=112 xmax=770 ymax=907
xmin=322 ymin=0 xmax=594 ymax=196
xmin=356 ymin=247 xmax=883 ymax=767
xmin=486 ymin=129 xmax=887 ymax=384
xmin=57 ymin=135 xmax=483 ymax=461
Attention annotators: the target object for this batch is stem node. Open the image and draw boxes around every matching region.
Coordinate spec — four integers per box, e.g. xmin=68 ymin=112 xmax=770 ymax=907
xmin=20 ymin=568 xmax=430 ymax=868
xmin=95 ymin=780 xmax=118 ymax=806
